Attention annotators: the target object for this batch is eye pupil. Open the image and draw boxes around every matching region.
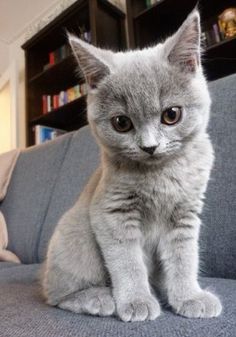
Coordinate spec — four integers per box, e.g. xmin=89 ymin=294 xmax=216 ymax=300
xmin=167 ymin=109 xmax=176 ymax=120
xmin=161 ymin=107 xmax=182 ymax=125
xmin=117 ymin=116 xmax=128 ymax=127
xmin=111 ymin=116 xmax=133 ymax=132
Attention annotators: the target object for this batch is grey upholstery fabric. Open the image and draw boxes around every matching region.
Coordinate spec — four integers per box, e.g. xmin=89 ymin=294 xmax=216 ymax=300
xmin=38 ymin=127 xmax=100 ymax=262
xmin=201 ymin=74 xmax=236 ymax=279
xmin=0 ymin=133 xmax=74 ymax=264
xmin=0 ymin=264 xmax=235 ymax=337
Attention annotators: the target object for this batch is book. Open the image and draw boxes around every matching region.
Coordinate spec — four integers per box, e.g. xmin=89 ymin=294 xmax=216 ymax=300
xmin=53 ymin=95 xmax=59 ymax=109
xmin=80 ymin=83 xmax=87 ymax=95
xmin=74 ymin=85 xmax=81 ymax=99
xmin=42 ymin=84 xmax=86 ymax=115
xmin=54 ymin=48 xmax=61 ymax=64
xmin=49 ymin=52 xmax=55 ymax=65
xmin=213 ymin=23 xmax=221 ymax=43
xmin=42 ymin=95 xmax=48 ymax=114
xmin=43 ymin=44 xmax=72 ymax=73
xmin=206 ymin=29 xmax=216 ymax=46
xmin=47 ymin=95 xmax=52 ymax=112
xmin=34 ymin=125 xmax=66 ymax=145
xmin=67 ymin=87 xmax=76 ymax=102
xmin=59 ymin=91 xmax=64 ymax=107
xmin=84 ymin=31 xmax=92 ymax=43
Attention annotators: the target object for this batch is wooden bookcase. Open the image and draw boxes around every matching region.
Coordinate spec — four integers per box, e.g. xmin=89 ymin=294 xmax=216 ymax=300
xmin=126 ymin=0 xmax=236 ymax=81
xmin=22 ymin=0 xmax=125 ymax=146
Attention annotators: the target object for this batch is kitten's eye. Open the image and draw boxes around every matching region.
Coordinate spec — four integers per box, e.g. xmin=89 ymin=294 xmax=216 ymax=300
xmin=161 ymin=107 xmax=182 ymax=125
xmin=111 ymin=116 xmax=133 ymax=132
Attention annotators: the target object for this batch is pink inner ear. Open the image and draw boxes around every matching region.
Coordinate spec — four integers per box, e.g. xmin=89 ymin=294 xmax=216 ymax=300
xmin=185 ymin=53 xmax=199 ymax=72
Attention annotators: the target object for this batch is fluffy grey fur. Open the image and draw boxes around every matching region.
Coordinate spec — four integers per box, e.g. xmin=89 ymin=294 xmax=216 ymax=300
xmin=42 ymin=10 xmax=222 ymax=321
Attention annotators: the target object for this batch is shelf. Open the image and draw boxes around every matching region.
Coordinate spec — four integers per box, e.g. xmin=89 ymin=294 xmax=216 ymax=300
xmin=22 ymin=0 xmax=126 ymax=146
xmin=206 ymin=36 xmax=236 ymax=52
xmin=134 ymin=0 xmax=166 ymax=19
xmin=30 ymin=96 xmax=87 ymax=131
xmin=28 ymin=54 xmax=82 ymax=91
xmin=203 ymin=36 xmax=236 ymax=81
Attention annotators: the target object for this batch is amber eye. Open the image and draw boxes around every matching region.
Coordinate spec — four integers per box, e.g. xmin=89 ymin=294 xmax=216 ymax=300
xmin=161 ymin=107 xmax=182 ymax=125
xmin=111 ymin=116 xmax=133 ymax=132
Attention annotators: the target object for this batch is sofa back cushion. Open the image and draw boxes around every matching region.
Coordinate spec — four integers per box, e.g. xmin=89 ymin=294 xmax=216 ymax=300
xmin=200 ymin=74 xmax=236 ymax=279
xmin=37 ymin=127 xmax=99 ymax=262
xmin=0 ymin=133 xmax=74 ymax=263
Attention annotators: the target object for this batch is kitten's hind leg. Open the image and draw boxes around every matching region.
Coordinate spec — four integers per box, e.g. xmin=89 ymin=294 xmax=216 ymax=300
xmin=58 ymin=286 xmax=115 ymax=317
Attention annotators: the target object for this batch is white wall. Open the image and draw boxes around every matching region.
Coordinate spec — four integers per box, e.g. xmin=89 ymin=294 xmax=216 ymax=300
xmin=0 ymin=82 xmax=11 ymax=153
xmin=0 ymin=42 xmax=9 ymax=77
xmin=9 ymin=36 xmax=26 ymax=149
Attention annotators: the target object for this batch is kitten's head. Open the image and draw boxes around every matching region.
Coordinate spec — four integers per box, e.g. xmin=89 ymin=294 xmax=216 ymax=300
xmin=69 ymin=10 xmax=211 ymax=165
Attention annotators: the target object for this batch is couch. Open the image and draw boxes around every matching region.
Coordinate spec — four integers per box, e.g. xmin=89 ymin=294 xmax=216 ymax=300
xmin=0 ymin=73 xmax=235 ymax=337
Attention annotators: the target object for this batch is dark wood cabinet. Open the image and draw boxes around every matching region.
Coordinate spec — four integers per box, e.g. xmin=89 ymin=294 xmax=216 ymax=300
xmin=22 ymin=0 xmax=125 ymax=146
xmin=126 ymin=0 xmax=236 ymax=81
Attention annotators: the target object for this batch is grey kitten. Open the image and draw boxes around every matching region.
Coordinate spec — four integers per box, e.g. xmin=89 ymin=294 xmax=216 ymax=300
xmin=42 ymin=10 xmax=222 ymax=322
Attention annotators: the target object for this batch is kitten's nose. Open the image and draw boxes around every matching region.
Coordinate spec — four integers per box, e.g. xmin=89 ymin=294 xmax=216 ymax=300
xmin=140 ymin=146 xmax=157 ymax=155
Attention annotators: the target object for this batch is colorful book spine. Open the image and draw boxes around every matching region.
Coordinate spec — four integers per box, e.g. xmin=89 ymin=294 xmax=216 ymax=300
xmin=34 ymin=125 xmax=66 ymax=145
xmin=42 ymin=83 xmax=87 ymax=114
xmin=80 ymin=83 xmax=87 ymax=96
xmin=42 ymin=95 xmax=47 ymax=115
xmin=53 ymin=95 xmax=59 ymax=109
xmin=74 ymin=85 xmax=81 ymax=99
xmin=49 ymin=52 xmax=55 ymax=65
xmin=213 ymin=23 xmax=221 ymax=43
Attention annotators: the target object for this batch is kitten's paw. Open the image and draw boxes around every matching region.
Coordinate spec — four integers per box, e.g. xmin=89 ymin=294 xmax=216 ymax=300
xmin=59 ymin=287 xmax=115 ymax=316
xmin=173 ymin=291 xmax=222 ymax=318
xmin=87 ymin=290 xmax=115 ymax=316
xmin=117 ymin=295 xmax=161 ymax=322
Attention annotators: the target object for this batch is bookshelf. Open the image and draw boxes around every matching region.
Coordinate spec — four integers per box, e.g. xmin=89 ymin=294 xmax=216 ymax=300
xmin=22 ymin=0 xmax=125 ymax=146
xmin=126 ymin=0 xmax=236 ymax=81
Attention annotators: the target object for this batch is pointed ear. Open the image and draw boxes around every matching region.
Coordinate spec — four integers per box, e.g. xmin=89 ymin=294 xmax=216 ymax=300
xmin=164 ymin=10 xmax=201 ymax=73
xmin=68 ymin=34 xmax=111 ymax=89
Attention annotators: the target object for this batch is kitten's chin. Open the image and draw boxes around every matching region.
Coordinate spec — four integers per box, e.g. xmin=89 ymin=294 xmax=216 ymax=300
xmin=125 ymin=153 xmax=168 ymax=167
xmin=134 ymin=150 xmax=180 ymax=166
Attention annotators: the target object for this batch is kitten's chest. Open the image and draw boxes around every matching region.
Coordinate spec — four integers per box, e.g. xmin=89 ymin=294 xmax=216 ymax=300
xmin=136 ymin=169 xmax=184 ymax=226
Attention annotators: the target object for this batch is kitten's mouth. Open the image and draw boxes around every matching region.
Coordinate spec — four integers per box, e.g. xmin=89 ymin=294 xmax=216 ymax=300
xmin=142 ymin=154 xmax=164 ymax=163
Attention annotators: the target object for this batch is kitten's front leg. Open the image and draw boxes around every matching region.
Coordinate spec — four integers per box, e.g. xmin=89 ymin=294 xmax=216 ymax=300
xmin=159 ymin=210 xmax=222 ymax=318
xmin=91 ymin=208 xmax=160 ymax=322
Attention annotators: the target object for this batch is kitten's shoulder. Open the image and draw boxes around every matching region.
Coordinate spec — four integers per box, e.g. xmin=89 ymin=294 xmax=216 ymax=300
xmin=190 ymin=132 xmax=214 ymax=166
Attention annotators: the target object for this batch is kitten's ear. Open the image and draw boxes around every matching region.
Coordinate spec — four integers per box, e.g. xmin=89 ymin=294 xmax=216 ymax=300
xmin=164 ymin=10 xmax=201 ymax=73
xmin=68 ymin=34 xmax=112 ymax=89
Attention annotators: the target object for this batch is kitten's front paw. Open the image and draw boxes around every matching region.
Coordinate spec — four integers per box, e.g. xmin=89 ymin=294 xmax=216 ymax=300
xmin=173 ymin=290 xmax=222 ymax=318
xmin=117 ymin=294 xmax=161 ymax=322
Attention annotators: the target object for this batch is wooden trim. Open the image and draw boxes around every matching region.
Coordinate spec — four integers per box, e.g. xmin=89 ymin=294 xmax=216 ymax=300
xmin=125 ymin=0 xmax=135 ymax=49
xmin=89 ymin=0 xmax=98 ymax=45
